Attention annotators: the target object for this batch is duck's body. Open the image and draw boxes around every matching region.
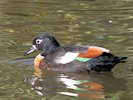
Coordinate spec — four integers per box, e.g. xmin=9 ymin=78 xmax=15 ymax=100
xmin=24 ymin=33 xmax=127 ymax=73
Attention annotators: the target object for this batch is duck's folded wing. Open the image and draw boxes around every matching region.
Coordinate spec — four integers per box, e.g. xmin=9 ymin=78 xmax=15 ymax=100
xmin=56 ymin=46 xmax=110 ymax=64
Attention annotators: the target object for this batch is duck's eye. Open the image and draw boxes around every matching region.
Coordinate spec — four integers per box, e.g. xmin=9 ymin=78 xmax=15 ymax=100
xmin=36 ymin=39 xmax=43 ymax=44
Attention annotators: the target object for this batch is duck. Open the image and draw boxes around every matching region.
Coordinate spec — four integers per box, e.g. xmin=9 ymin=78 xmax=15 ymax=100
xmin=24 ymin=33 xmax=127 ymax=73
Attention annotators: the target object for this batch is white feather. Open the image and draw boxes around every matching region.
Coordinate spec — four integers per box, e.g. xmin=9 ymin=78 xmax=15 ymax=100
xmin=57 ymin=52 xmax=79 ymax=64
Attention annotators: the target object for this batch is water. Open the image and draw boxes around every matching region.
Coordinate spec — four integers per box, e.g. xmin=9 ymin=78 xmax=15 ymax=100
xmin=0 ymin=0 xmax=133 ymax=99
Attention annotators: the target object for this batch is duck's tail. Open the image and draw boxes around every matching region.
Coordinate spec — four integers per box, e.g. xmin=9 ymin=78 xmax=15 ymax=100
xmin=116 ymin=56 xmax=127 ymax=63
xmin=87 ymin=52 xmax=127 ymax=72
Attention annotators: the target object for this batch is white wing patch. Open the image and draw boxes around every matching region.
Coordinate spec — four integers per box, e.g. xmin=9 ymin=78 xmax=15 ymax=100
xmin=57 ymin=52 xmax=79 ymax=64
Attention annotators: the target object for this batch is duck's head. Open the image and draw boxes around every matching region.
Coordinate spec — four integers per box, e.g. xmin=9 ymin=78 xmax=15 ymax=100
xmin=24 ymin=33 xmax=60 ymax=56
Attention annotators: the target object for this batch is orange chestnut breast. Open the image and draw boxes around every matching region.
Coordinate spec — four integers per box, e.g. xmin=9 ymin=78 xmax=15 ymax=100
xmin=34 ymin=54 xmax=44 ymax=72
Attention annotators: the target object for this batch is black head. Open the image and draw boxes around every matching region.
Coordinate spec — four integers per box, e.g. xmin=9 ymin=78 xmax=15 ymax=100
xmin=24 ymin=33 xmax=60 ymax=56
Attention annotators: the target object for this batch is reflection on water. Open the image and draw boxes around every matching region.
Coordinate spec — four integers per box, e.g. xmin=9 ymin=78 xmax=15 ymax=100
xmin=0 ymin=0 xmax=133 ymax=99
xmin=27 ymin=70 xmax=127 ymax=99
xmin=58 ymin=77 xmax=105 ymax=99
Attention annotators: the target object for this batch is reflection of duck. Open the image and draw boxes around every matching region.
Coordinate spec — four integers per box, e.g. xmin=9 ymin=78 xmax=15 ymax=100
xmin=86 ymin=73 xmax=127 ymax=93
xmin=28 ymin=72 xmax=127 ymax=99
xmin=24 ymin=33 xmax=127 ymax=73
xmin=59 ymin=75 xmax=105 ymax=99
